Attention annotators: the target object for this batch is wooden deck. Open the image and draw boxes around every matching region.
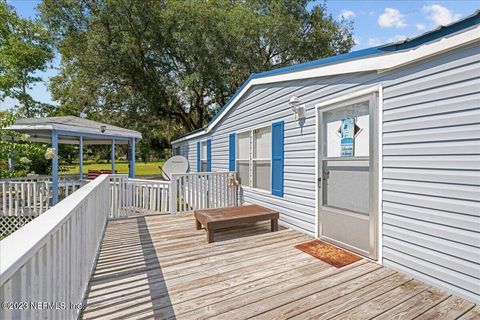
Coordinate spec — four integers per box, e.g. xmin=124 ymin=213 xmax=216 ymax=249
xmin=81 ymin=214 xmax=478 ymax=320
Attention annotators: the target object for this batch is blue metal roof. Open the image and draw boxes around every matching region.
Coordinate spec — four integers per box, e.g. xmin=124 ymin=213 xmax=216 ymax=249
xmin=174 ymin=10 xmax=479 ymax=140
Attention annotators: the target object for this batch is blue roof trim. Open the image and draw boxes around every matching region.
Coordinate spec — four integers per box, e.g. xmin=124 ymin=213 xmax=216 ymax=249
xmin=172 ymin=126 xmax=206 ymax=142
xmin=251 ymin=46 xmax=388 ymax=79
xmin=194 ymin=11 xmax=478 ymax=132
xmin=208 ymin=73 xmax=256 ymax=125
xmin=207 ymin=46 xmax=387 ymax=128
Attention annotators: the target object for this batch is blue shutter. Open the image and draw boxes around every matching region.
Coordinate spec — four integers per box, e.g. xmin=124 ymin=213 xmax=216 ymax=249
xmin=229 ymin=133 xmax=236 ymax=171
xmin=271 ymin=121 xmax=284 ymax=197
xmin=206 ymin=139 xmax=212 ymax=172
xmin=196 ymin=141 xmax=201 ymax=172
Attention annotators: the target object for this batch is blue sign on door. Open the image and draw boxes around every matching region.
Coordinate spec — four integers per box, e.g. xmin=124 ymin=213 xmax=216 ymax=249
xmin=340 ymin=118 xmax=355 ymax=157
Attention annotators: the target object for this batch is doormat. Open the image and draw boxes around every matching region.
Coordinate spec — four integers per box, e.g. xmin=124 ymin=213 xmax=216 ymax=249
xmin=295 ymin=240 xmax=362 ymax=268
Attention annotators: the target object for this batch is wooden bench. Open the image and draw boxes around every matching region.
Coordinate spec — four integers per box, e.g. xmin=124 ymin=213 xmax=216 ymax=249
xmin=86 ymin=169 xmax=117 ymax=180
xmin=194 ymin=204 xmax=279 ymax=243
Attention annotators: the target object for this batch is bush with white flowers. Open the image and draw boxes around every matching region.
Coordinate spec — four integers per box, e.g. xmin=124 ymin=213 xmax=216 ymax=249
xmin=44 ymin=148 xmax=57 ymax=160
xmin=1 ymin=113 xmax=47 ymax=178
xmin=20 ymin=157 xmax=32 ymax=164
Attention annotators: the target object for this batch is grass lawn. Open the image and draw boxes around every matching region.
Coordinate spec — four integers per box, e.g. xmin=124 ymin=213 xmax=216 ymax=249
xmin=62 ymin=161 xmax=164 ymax=176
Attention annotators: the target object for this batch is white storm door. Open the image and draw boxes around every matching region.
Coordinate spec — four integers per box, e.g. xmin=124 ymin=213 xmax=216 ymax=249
xmin=318 ymin=93 xmax=379 ymax=259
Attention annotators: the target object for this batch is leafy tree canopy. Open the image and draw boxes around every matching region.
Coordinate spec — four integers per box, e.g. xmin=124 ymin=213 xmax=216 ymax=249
xmin=0 ymin=0 xmax=53 ymax=117
xmin=40 ymin=0 xmax=354 ymax=155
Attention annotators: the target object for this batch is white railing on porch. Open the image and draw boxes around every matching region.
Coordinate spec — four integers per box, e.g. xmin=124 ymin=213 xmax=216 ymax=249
xmin=1 ymin=181 xmax=50 ymax=217
xmin=109 ymin=176 xmax=171 ymax=219
xmin=0 ymin=175 xmax=111 ymax=320
xmin=108 ymin=172 xmax=238 ymax=217
xmin=0 ymin=172 xmax=239 ymax=319
xmin=1 ymin=172 xmax=239 ymax=235
xmin=0 ymin=177 xmax=86 ymax=217
xmin=170 ymin=172 xmax=239 ymax=214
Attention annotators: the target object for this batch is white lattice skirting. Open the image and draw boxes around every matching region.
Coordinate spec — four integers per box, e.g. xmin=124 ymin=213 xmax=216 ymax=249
xmin=0 ymin=215 xmax=35 ymax=238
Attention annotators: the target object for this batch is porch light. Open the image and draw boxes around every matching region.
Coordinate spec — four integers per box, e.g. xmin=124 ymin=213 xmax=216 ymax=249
xmin=100 ymin=125 xmax=107 ymax=133
xmin=289 ymin=96 xmax=305 ymax=120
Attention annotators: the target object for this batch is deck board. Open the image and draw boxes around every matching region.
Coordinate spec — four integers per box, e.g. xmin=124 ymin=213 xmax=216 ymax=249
xmin=81 ymin=214 xmax=477 ymax=320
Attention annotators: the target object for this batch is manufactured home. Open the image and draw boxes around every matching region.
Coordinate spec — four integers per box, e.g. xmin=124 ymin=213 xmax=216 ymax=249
xmin=172 ymin=13 xmax=480 ymax=303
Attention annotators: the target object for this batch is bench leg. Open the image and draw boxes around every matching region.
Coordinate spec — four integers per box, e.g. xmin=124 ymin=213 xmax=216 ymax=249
xmin=207 ymin=228 xmax=214 ymax=243
xmin=271 ymin=219 xmax=278 ymax=232
xmin=195 ymin=219 xmax=202 ymax=230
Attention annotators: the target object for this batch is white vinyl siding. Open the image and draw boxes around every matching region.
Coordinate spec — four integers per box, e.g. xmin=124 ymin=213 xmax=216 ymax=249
xmin=173 ymin=41 xmax=480 ymax=303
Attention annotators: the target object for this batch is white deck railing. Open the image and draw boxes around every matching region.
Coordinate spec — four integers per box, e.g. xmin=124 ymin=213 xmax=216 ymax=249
xmin=0 ymin=177 xmax=86 ymax=217
xmin=1 ymin=172 xmax=239 ymax=216
xmin=0 ymin=172 xmax=239 ymax=319
xmin=109 ymin=176 xmax=171 ymax=219
xmin=109 ymin=172 xmax=238 ymax=216
xmin=1 ymin=181 xmax=50 ymax=217
xmin=170 ymin=172 xmax=238 ymax=213
xmin=0 ymin=175 xmax=111 ymax=320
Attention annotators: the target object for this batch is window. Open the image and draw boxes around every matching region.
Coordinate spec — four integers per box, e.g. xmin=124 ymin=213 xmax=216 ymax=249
xmin=253 ymin=127 xmax=271 ymax=191
xmin=200 ymin=141 xmax=208 ymax=172
xmin=174 ymin=146 xmax=181 ymax=156
xmin=236 ymin=125 xmax=272 ymax=191
xmin=236 ymin=132 xmax=250 ymax=185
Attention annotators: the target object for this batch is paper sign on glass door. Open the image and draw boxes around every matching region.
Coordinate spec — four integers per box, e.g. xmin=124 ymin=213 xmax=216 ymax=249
xmin=338 ymin=118 xmax=355 ymax=157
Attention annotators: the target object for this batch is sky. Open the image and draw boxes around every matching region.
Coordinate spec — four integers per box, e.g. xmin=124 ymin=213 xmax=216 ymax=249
xmin=1 ymin=0 xmax=478 ymax=111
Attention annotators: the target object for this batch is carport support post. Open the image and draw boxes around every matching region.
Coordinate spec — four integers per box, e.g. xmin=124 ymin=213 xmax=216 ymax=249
xmin=111 ymin=138 xmax=115 ymax=173
xmin=8 ymin=137 xmax=14 ymax=171
xmin=129 ymin=138 xmax=135 ymax=178
xmin=52 ymin=130 xmax=59 ymax=205
xmin=79 ymin=136 xmax=83 ymax=180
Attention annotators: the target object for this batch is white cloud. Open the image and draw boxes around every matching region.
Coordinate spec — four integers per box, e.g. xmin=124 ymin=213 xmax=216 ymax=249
xmin=339 ymin=9 xmax=355 ymax=20
xmin=423 ymin=4 xmax=461 ymax=26
xmin=416 ymin=23 xmax=426 ymax=31
xmin=353 ymin=37 xmax=361 ymax=45
xmin=378 ymin=8 xmax=407 ymax=28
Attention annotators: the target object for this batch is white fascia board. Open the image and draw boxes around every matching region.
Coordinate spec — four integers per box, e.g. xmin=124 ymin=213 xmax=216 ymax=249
xmin=8 ymin=124 xmax=142 ymax=139
xmin=207 ymin=26 xmax=479 ymax=131
xmin=53 ymin=124 xmax=142 ymax=139
xmin=7 ymin=124 xmax=54 ymax=131
xmin=171 ymin=129 xmax=208 ymax=145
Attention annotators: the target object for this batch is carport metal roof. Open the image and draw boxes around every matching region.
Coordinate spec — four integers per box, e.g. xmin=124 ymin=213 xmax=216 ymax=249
xmin=7 ymin=116 xmax=141 ymax=145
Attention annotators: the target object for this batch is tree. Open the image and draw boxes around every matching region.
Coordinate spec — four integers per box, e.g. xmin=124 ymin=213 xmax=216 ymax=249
xmin=40 ymin=0 xmax=354 ymax=153
xmin=0 ymin=112 xmax=48 ymax=178
xmin=0 ymin=1 xmax=54 ymax=117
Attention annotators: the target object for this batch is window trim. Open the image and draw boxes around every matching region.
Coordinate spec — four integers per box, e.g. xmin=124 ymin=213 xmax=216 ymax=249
xmin=236 ymin=130 xmax=251 ymax=187
xmin=199 ymin=139 xmax=208 ymax=172
xmin=252 ymin=126 xmax=272 ymax=191
xmin=235 ymin=123 xmax=273 ymax=191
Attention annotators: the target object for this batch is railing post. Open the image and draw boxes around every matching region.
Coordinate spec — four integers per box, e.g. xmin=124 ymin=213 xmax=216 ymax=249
xmin=79 ymin=136 xmax=84 ymax=180
xmin=52 ymin=130 xmax=59 ymax=205
xmin=170 ymin=174 xmax=177 ymax=214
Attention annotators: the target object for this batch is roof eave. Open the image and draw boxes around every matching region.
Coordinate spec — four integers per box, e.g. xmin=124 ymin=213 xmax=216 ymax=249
xmin=171 ymin=128 xmax=208 ymax=145
xmin=7 ymin=124 xmax=142 ymax=140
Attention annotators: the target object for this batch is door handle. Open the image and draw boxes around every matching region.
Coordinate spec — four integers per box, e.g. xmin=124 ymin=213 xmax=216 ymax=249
xmin=318 ymin=177 xmax=322 ymax=188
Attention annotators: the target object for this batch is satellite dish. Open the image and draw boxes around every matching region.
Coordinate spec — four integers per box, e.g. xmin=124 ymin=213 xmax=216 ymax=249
xmin=161 ymin=156 xmax=189 ymax=180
